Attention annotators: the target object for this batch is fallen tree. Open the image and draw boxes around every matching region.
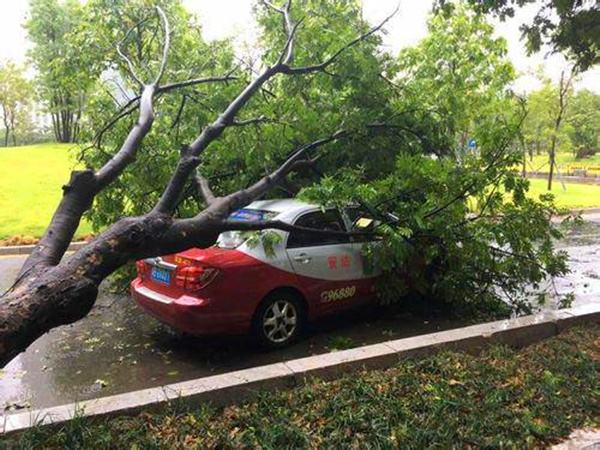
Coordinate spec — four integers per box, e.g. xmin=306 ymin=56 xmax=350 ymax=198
xmin=0 ymin=2 xmax=396 ymax=367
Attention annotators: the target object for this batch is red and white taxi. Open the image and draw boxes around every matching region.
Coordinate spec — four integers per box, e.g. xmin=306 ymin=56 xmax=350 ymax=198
xmin=131 ymin=199 xmax=379 ymax=348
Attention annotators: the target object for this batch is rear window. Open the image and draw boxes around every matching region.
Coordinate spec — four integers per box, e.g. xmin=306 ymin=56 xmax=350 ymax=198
xmin=217 ymin=208 xmax=277 ymax=249
xmin=228 ymin=208 xmax=275 ymax=222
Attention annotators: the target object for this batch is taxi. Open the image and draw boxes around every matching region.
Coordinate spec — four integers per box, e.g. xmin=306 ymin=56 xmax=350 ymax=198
xmin=131 ymin=199 xmax=379 ymax=348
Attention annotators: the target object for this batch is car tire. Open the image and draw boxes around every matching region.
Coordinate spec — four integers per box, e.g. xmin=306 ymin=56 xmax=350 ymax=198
xmin=252 ymin=291 xmax=305 ymax=350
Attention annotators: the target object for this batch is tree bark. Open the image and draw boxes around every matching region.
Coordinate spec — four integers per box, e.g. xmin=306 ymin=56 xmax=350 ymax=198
xmin=0 ymin=212 xmax=220 ymax=368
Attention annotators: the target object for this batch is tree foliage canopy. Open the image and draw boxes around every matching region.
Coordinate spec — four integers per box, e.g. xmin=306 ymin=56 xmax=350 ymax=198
xmin=448 ymin=0 xmax=600 ymax=71
xmin=73 ymin=0 xmax=570 ymax=317
xmin=0 ymin=61 xmax=31 ymax=147
xmin=566 ymin=89 xmax=600 ymax=158
xmin=523 ymin=77 xmax=600 ymax=162
xmin=301 ymin=4 xmax=569 ymax=316
xmin=25 ymin=0 xmax=96 ymax=142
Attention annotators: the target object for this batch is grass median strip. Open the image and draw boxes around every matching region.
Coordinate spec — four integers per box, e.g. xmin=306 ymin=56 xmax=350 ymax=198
xmin=5 ymin=324 xmax=599 ymax=449
xmin=527 ymin=178 xmax=600 ymax=209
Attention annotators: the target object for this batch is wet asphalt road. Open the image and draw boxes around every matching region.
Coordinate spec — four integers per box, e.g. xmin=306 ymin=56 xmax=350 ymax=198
xmin=0 ymin=214 xmax=599 ymax=412
xmin=0 ymin=256 xmax=464 ymax=412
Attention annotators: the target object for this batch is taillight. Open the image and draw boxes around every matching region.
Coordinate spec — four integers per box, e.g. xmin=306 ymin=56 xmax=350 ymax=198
xmin=175 ymin=265 xmax=219 ymax=291
xmin=135 ymin=260 xmax=146 ymax=278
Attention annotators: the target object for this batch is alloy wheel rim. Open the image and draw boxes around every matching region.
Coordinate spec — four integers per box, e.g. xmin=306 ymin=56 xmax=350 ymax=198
xmin=263 ymin=299 xmax=297 ymax=343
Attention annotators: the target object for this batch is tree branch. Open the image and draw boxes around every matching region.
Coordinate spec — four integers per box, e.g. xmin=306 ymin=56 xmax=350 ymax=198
xmin=153 ymin=6 xmax=170 ymax=86
xmin=158 ymin=130 xmax=346 ymax=246
xmin=152 ymin=63 xmax=282 ymax=213
xmin=194 ymin=172 xmax=216 ymax=205
xmin=279 ymin=4 xmax=399 ymax=75
xmin=92 ymin=73 xmax=238 ymax=147
xmin=231 ymin=115 xmax=270 ymax=126
xmin=116 ymin=17 xmax=148 ymax=88
xmin=220 ymin=218 xmax=372 ymax=239
xmin=158 ymin=72 xmax=238 ymax=94
xmin=221 ymin=130 xmax=346 ymax=209
xmin=94 ymin=84 xmax=156 ymax=189
xmin=152 ymin=4 xmax=396 ymax=215
xmin=262 ymin=0 xmax=293 ymax=55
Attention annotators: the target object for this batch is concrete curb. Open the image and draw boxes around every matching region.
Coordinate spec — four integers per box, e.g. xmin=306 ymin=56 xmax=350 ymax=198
xmin=0 ymin=241 xmax=87 ymax=256
xmin=567 ymin=207 xmax=600 ymax=215
xmin=2 ymin=303 xmax=599 ymax=436
xmin=552 ymin=428 xmax=600 ymax=449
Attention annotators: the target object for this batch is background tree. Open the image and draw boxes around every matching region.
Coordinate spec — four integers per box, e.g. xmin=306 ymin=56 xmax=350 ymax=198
xmin=565 ymin=89 xmax=600 ymax=159
xmin=395 ymin=3 xmax=516 ymax=157
xmin=0 ymin=61 xmax=31 ymax=147
xmin=547 ymin=69 xmax=575 ymax=190
xmin=450 ymin=0 xmax=600 ymax=71
xmin=522 ymin=81 xmax=559 ymax=164
xmin=25 ymin=0 xmax=96 ymax=143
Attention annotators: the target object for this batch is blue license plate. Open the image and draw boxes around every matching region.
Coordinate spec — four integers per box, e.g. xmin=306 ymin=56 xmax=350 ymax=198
xmin=151 ymin=267 xmax=171 ymax=285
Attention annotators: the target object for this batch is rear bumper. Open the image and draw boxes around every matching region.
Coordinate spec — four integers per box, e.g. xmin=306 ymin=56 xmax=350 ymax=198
xmin=130 ymin=278 xmax=250 ymax=335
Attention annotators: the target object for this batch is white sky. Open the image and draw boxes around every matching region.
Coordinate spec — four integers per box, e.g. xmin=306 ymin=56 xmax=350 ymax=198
xmin=1 ymin=0 xmax=598 ymax=93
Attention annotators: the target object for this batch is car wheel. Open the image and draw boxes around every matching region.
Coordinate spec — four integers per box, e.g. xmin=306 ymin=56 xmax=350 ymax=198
xmin=252 ymin=292 xmax=305 ymax=349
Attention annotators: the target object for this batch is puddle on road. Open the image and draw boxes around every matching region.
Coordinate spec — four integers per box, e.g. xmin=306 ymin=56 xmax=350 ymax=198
xmin=1 ymin=215 xmax=599 ymax=413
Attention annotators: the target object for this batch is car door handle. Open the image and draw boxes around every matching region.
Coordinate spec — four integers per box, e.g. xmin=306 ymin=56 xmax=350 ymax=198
xmin=293 ymin=253 xmax=312 ymax=264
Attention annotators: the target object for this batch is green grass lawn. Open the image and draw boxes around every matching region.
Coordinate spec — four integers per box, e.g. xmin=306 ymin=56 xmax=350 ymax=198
xmin=0 ymin=143 xmax=93 ymax=240
xmin=527 ymin=152 xmax=600 ymax=174
xmin=527 ymin=178 xmax=600 ymax=209
xmin=6 ymin=325 xmax=598 ymax=448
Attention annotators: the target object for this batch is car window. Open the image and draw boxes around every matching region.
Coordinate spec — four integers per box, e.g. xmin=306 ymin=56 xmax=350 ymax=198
xmin=217 ymin=208 xmax=277 ymax=249
xmin=287 ymin=210 xmax=350 ymax=248
xmin=344 ymin=207 xmax=378 ymax=242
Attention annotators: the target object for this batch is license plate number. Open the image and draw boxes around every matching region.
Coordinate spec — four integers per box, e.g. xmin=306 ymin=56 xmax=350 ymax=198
xmin=151 ymin=267 xmax=171 ymax=285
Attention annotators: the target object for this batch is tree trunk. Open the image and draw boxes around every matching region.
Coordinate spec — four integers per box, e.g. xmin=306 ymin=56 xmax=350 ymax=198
xmin=547 ymin=139 xmax=556 ymax=190
xmin=520 ymin=136 xmax=526 ymax=177
xmin=0 ymin=212 xmax=220 ymax=367
xmin=2 ymin=105 xmax=9 ymax=147
xmin=10 ymin=115 xmax=16 ymax=146
xmin=0 ymin=272 xmax=99 ymax=368
xmin=546 ymin=69 xmax=574 ymax=191
xmin=51 ymin=93 xmax=79 ymax=144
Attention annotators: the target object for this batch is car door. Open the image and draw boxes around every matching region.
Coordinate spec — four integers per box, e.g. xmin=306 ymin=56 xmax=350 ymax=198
xmin=285 ymin=209 xmax=365 ymax=315
xmin=343 ymin=206 xmax=382 ymax=301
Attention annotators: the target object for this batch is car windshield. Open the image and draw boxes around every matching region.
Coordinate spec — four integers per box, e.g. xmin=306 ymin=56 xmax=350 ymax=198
xmin=216 ymin=208 xmax=277 ymax=249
